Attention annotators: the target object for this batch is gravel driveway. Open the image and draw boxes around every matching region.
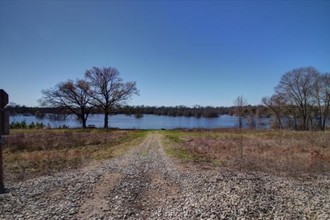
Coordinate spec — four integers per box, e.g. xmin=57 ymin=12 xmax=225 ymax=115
xmin=1 ymin=132 xmax=329 ymax=219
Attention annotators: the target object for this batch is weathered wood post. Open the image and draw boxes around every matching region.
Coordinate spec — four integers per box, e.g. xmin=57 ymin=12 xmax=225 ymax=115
xmin=0 ymin=89 xmax=9 ymax=193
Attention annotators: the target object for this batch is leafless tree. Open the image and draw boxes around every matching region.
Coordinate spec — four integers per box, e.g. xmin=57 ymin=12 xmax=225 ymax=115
xmin=274 ymin=66 xmax=320 ymax=130
xmin=233 ymin=95 xmax=248 ymax=129
xmin=85 ymin=67 xmax=139 ymax=129
xmin=262 ymin=95 xmax=286 ymax=129
xmin=247 ymin=106 xmax=258 ymax=129
xmin=313 ymin=73 xmax=330 ymax=130
xmin=233 ymin=96 xmax=248 ymax=161
xmin=39 ymin=79 xmax=93 ymax=128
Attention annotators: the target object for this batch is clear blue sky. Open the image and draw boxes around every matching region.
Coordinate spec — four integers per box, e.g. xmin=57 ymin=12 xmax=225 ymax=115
xmin=1 ymin=0 xmax=329 ymax=107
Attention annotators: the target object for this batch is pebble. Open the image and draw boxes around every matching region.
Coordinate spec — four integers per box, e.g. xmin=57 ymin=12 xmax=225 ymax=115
xmin=0 ymin=134 xmax=330 ymax=219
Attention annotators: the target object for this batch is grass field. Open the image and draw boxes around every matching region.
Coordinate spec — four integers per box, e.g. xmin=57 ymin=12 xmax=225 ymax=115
xmin=2 ymin=128 xmax=329 ymax=182
xmin=2 ymin=129 xmax=147 ymax=182
xmin=163 ymin=129 xmax=330 ymax=177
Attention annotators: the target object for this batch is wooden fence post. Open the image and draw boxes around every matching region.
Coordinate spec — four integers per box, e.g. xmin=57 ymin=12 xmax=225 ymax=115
xmin=0 ymin=89 xmax=9 ymax=193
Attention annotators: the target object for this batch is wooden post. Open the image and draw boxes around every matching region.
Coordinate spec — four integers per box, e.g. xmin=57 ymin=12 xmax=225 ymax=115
xmin=0 ymin=89 xmax=9 ymax=193
xmin=0 ymin=136 xmax=4 ymax=193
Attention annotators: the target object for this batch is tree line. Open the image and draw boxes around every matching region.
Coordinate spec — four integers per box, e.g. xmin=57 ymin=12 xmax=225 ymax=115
xmin=119 ymin=105 xmax=269 ymax=118
xmin=7 ymin=104 xmax=270 ymax=120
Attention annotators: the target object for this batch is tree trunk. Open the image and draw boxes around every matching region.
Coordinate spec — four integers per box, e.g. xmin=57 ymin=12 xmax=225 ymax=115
xmin=275 ymin=114 xmax=283 ymax=129
xmin=322 ymin=107 xmax=329 ymax=131
xmin=322 ymin=117 xmax=326 ymax=131
xmin=80 ymin=107 xmax=87 ymax=129
xmin=294 ymin=115 xmax=297 ymax=130
xmin=238 ymin=114 xmax=243 ymax=129
xmin=104 ymin=113 xmax=109 ymax=129
xmin=303 ymin=115 xmax=307 ymax=130
xmin=82 ymin=118 xmax=87 ymax=129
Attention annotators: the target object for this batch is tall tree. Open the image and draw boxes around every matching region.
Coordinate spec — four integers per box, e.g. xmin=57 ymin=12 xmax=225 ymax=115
xmin=313 ymin=73 xmax=330 ymax=130
xmin=85 ymin=67 xmax=139 ymax=129
xmin=39 ymin=79 xmax=93 ymax=128
xmin=274 ymin=66 xmax=320 ymax=130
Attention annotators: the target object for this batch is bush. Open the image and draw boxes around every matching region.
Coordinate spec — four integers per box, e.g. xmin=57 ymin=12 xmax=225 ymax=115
xmin=10 ymin=121 xmax=27 ymax=129
xmin=10 ymin=121 xmax=45 ymax=129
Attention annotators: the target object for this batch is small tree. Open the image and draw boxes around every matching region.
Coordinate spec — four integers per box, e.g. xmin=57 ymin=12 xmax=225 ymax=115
xmin=233 ymin=96 xmax=248 ymax=160
xmin=234 ymin=95 xmax=248 ymax=129
xmin=262 ymin=95 xmax=286 ymax=129
xmin=39 ymin=79 xmax=93 ymax=128
xmin=85 ymin=67 xmax=139 ymax=129
xmin=247 ymin=106 xmax=257 ymax=129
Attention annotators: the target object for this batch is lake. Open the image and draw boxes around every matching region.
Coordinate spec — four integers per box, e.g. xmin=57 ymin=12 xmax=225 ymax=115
xmin=10 ymin=114 xmax=271 ymax=129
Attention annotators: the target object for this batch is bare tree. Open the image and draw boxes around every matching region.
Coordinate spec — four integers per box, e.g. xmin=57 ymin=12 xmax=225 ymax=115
xmin=85 ymin=67 xmax=139 ymax=129
xmin=247 ymin=106 xmax=257 ymax=129
xmin=233 ymin=96 xmax=248 ymax=161
xmin=233 ymin=95 xmax=248 ymax=129
xmin=313 ymin=73 xmax=330 ymax=130
xmin=39 ymin=79 xmax=93 ymax=128
xmin=275 ymin=66 xmax=320 ymax=130
xmin=262 ymin=95 xmax=286 ymax=129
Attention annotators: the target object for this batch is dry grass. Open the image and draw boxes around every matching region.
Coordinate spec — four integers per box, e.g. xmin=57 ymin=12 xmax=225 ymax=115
xmin=164 ymin=129 xmax=330 ymax=177
xmin=2 ymin=129 xmax=146 ymax=182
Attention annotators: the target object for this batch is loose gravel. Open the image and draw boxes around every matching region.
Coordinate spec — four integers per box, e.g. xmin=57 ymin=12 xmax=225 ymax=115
xmin=1 ymin=132 xmax=329 ymax=219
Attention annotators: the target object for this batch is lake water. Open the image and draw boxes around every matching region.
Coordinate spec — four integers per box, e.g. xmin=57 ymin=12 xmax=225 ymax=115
xmin=10 ymin=114 xmax=271 ymax=129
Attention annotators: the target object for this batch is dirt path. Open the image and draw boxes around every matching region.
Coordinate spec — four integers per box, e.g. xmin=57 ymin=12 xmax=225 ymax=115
xmin=77 ymin=132 xmax=181 ymax=219
xmin=1 ymin=132 xmax=329 ymax=219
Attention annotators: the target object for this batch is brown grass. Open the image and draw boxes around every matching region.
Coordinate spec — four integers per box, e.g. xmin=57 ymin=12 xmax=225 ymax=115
xmin=164 ymin=129 xmax=330 ymax=177
xmin=2 ymin=129 xmax=146 ymax=182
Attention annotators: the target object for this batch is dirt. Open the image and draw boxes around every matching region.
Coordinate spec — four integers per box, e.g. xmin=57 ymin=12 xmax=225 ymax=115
xmin=77 ymin=173 xmax=123 ymax=218
xmin=76 ymin=133 xmax=182 ymax=219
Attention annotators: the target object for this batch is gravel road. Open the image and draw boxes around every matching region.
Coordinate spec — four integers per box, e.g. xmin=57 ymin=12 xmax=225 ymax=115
xmin=1 ymin=132 xmax=329 ymax=219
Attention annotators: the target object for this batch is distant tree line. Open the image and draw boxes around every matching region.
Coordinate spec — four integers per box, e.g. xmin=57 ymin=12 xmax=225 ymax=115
xmin=120 ymin=105 xmax=269 ymax=118
xmin=7 ymin=106 xmax=70 ymax=117
xmin=7 ymin=104 xmax=270 ymax=119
